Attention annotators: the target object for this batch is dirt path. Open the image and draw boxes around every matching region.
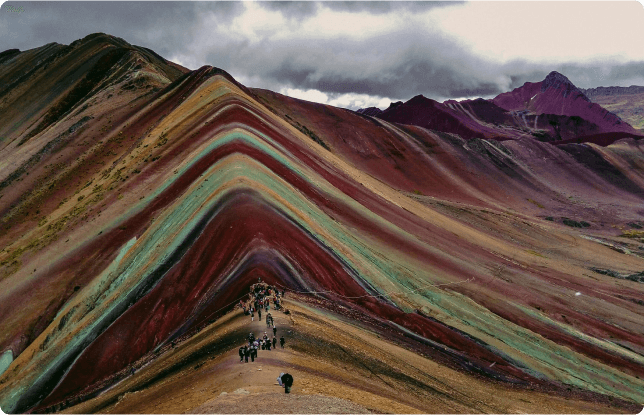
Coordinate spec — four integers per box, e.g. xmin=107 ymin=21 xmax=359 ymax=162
xmin=188 ymin=309 xmax=377 ymax=413
xmin=222 ymin=309 xmax=294 ymax=393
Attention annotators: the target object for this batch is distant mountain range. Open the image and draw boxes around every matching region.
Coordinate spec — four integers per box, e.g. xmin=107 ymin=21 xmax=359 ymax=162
xmin=581 ymin=85 xmax=644 ymax=98
xmin=580 ymin=86 xmax=644 ymax=131
xmin=359 ymin=71 xmax=642 ymax=145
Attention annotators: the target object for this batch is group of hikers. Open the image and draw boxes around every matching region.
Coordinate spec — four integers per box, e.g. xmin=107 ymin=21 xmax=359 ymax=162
xmin=237 ymin=282 xmax=293 ymax=393
xmin=238 ymin=282 xmax=288 ymax=364
xmin=239 ymin=283 xmax=287 ymax=322
xmin=239 ymin=330 xmax=285 ymax=363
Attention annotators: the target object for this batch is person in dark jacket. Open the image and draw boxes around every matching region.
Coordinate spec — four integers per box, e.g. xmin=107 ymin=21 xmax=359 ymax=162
xmin=272 ymin=337 xmax=277 ymax=349
xmin=239 ymin=346 xmax=244 ymax=362
xmin=280 ymin=336 xmax=285 ymax=348
xmin=280 ymin=373 xmax=293 ymax=393
xmin=273 ymin=325 xmax=277 ymax=336
xmin=244 ymin=346 xmax=249 ymax=363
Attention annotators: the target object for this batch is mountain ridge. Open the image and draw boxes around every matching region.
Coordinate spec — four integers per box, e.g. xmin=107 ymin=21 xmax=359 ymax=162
xmin=358 ymin=70 xmax=640 ymax=145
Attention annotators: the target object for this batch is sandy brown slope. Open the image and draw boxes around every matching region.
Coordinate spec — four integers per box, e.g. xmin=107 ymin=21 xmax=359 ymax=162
xmin=60 ymin=296 xmax=636 ymax=414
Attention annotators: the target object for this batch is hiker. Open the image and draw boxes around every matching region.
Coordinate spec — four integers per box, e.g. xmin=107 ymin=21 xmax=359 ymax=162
xmin=261 ymin=340 xmax=266 ymax=350
xmin=239 ymin=346 xmax=244 ymax=362
xmin=249 ymin=332 xmax=255 ymax=343
xmin=244 ymin=346 xmax=250 ymax=363
xmin=272 ymin=337 xmax=277 ymax=349
xmin=250 ymin=346 xmax=256 ymax=362
xmin=280 ymin=335 xmax=285 ymax=348
xmin=273 ymin=325 xmax=277 ymax=336
xmin=258 ymin=308 xmax=262 ymax=321
xmin=266 ymin=313 xmax=272 ymax=327
xmin=278 ymin=373 xmax=294 ymax=393
xmin=266 ymin=339 xmax=272 ymax=351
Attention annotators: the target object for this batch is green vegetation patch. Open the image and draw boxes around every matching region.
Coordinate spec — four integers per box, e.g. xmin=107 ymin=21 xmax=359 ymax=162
xmin=562 ymin=217 xmax=590 ymax=228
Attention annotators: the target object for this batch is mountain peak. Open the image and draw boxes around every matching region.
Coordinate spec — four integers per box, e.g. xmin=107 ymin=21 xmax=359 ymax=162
xmin=540 ymin=71 xmax=588 ymax=101
xmin=543 ymin=70 xmax=571 ymax=84
xmin=68 ymin=32 xmax=131 ymax=50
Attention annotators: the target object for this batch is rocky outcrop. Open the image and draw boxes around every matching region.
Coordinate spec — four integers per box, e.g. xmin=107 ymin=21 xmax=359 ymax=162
xmin=355 ymin=106 xmax=383 ymax=116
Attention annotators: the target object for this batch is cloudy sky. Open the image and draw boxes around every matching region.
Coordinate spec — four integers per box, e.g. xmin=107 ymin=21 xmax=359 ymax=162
xmin=1 ymin=1 xmax=644 ymax=109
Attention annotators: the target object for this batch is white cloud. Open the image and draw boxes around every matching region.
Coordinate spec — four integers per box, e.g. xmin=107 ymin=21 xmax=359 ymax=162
xmin=327 ymin=93 xmax=391 ymax=110
xmin=280 ymin=87 xmax=330 ymax=104
xmin=228 ymin=1 xmax=288 ymax=44
xmin=280 ymin=87 xmax=393 ymax=110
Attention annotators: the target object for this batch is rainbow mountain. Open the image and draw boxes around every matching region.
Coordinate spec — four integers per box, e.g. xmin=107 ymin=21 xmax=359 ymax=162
xmin=0 ymin=33 xmax=643 ymax=413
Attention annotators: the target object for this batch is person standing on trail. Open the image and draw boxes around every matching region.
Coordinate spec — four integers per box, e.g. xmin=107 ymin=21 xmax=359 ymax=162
xmin=239 ymin=346 xmax=244 ymax=362
xmin=251 ymin=309 xmax=254 ymax=322
xmin=273 ymin=325 xmax=277 ymax=336
xmin=272 ymin=337 xmax=277 ymax=349
xmin=280 ymin=335 xmax=285 ymax=348
xmin=266 ymin=339 xmax=272 ymax=351
xmin=258 ymin=308 xmax=262 ymax=321
xmin=244 ymin=346 xmax=249 ymax=363
xmin=250 ymin=346 xmax=256 ymax=362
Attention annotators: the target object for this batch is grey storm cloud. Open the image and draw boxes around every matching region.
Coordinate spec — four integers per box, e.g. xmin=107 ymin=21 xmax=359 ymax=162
xmin=258 ymin=1 xmax=461 ymax=19
xmin=0 ymin=2 xmax=244 ymax=57
xmin=2 ymin=1 xmax=643 ymax=107
xmin=209 ymin=29 xmax=549 ymax=100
